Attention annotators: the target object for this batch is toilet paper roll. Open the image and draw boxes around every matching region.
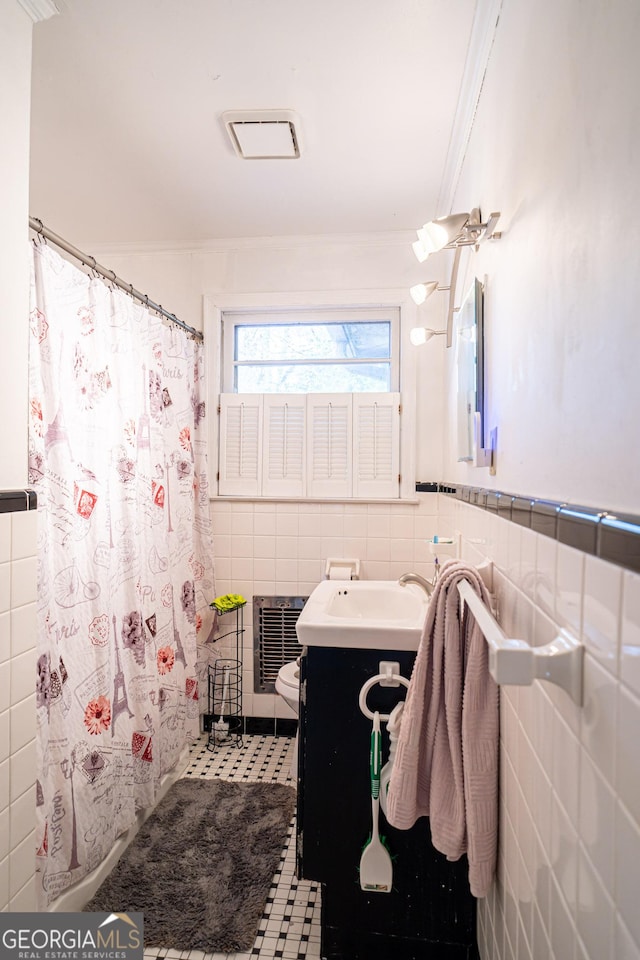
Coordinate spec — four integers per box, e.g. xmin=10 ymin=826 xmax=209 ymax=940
xmin=328 ymin=564 xmax=353 ymax=580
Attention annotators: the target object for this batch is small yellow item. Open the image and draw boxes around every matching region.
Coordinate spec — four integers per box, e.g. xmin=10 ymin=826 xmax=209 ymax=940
xmin=210 ymin=593 xmax=246 ymax=613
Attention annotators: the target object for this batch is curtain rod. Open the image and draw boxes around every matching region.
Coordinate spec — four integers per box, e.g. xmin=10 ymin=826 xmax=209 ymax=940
xmin=29 ymin=217 xmax=204 ymax=342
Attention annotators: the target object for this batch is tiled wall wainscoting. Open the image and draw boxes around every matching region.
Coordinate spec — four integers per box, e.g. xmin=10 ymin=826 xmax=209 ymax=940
xmin=209 ymin=496 xmax=442 ymax=720
xmin=0 ymin=507 xmax=38 ymax=911
xmin=210 ymin=492 xmax=640 ymax=960
xmin=438 ymin=496 xmax=640 ymax=960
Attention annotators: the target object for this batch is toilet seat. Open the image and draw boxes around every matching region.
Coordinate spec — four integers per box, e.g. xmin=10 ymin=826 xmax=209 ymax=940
xmin=277 ymin=659 xmax=300 ymax=692
xmin=275 ymin=659 xmax=300 ymax=777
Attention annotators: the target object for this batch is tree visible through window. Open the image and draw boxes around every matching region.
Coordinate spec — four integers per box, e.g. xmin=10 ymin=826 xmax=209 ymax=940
xmin=223 ymin=308 xmax=398 ymax=394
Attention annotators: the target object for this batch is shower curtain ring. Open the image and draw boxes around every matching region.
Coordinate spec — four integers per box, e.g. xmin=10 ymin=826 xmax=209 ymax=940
xmin=35 ymin=220 xmax=47 ymax=244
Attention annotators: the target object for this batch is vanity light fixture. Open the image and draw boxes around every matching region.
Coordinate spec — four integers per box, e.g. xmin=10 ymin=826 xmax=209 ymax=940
xmin=410 ymin=208 xmax=501 ymax=347
xmin=412 ymin=209 xmax=501 ymax=263
xmin=409 ymin=327 xmax=447 ymax=346
xmin=409 ymin=281 xmax=451 ymax=305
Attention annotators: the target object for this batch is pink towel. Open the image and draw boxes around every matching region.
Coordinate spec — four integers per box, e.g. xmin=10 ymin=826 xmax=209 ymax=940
xmin=386 ymin=560 xmax=499 ymax=898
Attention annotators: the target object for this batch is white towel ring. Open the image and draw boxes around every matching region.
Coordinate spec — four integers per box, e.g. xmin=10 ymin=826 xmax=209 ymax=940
xmin=358 ymin=673 xmax=410 ymax=722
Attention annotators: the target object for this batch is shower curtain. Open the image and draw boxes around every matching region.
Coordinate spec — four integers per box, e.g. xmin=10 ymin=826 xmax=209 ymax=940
xmin=28 ymin=241 xmax=216 ymax=906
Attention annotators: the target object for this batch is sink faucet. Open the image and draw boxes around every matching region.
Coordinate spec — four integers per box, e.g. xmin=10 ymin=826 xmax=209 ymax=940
xmin=398 ymin=572 xmax=434 ymax=597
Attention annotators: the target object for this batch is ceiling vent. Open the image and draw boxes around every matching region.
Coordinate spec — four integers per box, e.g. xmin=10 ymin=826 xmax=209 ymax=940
xmin=222 ymin=110 xmax=302 ymax=159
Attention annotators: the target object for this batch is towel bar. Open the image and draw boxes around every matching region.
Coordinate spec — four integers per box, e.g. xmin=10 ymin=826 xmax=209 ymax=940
xmin=457 ymin=578 xmax=584 ymax=705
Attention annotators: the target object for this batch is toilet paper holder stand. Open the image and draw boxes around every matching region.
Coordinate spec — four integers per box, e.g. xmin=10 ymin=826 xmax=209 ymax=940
xmin=324 ymin=557 xmax=360 ymax=580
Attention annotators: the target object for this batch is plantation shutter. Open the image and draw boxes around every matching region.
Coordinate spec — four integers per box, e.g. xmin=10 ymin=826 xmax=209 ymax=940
xmin=306 ymin=394 xmax=352 ymax=498
xmin=262 ymin=394 xmax=306 ymax=497
xmin=218 ymin=394 xmax=262 ymax=495
xmin=352 ymin=393 xmax=400 ymax=498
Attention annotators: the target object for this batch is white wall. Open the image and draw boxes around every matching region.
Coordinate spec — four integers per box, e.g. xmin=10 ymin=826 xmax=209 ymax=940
xmin=29 ymin=3 xmax=640 ymax=953
xmin=446 ymin=496 xmax=640 ymax=960
xmin=0 ymin=0 xmax=38 ymax=913
xmin=0 ymin=0 xmax=32 ymax=489
xmin=443 ymin=0 xmax=640 ymax=515
xmin=93 ymin=234 xmax=448 ymax=482
xmin=442 ymin=1 xmax=640 ymax=958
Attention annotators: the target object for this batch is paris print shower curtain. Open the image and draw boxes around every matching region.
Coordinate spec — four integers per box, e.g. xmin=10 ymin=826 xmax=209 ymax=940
xmin=28 ymin=241 xmax=216 ymax=906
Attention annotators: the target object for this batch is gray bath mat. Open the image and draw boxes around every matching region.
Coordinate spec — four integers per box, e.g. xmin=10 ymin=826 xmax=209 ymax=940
xmin=84 ymin=777 xmax=296 ymax=953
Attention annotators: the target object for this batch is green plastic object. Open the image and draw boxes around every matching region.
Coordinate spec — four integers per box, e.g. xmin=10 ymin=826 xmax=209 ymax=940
xmin=210 ymin=593 xmax=246 ymax=613
xmin=359 ymin=710 xmax=393 ymax=893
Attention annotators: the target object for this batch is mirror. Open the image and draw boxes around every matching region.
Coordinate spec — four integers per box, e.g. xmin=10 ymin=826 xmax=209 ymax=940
xmin=455 ymin=278 xmax=484 ymax=462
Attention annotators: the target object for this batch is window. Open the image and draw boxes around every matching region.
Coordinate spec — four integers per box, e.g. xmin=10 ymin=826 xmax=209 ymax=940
xmin=208 ymin=295 xmax=417 ymax=501
xmin=222 ymin=307 xmax=399 ymax=394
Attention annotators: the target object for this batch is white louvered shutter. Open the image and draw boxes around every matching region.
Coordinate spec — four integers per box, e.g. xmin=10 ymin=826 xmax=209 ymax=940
xmin=262 ymin=395 xmax=306 ymax=497
xmin=218 ymin=394 xmax=262 ymax=495
xmin=352 ymin=393 xmax=400 ymax=498
xmin=306 ymin=394 xmax=352 ymax=498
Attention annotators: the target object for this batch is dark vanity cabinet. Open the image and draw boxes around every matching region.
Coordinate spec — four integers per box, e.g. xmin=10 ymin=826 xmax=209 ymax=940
xmin=296 ymin=645 xmax=479 ymax=960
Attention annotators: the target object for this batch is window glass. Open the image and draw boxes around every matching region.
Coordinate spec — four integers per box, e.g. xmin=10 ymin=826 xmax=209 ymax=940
xmin=226 ymin=312 xmax=396 ymax=394
xmin=235 ymin=321 xmax=391 ymax=362
xmin=236 ymin=361 xmax=390 ymax=393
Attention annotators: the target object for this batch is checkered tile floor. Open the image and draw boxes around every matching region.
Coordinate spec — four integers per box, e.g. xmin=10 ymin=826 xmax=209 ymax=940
xmin=143 ymin=733 xmax=321 ymax=960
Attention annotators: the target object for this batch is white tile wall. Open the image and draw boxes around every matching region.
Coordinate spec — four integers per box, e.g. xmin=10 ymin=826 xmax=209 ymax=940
xmin=209 ymin=495 xmax=439 ymax=717
xmin=0 ymin=508 xmax=38 ymax=912
xmin=209 ymin=491 xmax=640 ymax=960
xmin=434 ymin=497 xmax=640 ymax=960
xmin=196 ymin=494 xmax=640 ymax=960
xmin=0 ymin=489 xmax=637 ymax=949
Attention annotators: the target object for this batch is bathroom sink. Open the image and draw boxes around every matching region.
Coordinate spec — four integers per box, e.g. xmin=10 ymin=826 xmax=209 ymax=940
xmin=296 ymin=580 xmax=429 ymax=651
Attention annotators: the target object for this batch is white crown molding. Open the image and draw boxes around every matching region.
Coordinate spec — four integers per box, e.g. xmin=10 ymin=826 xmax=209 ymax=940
xmin=82 ymin=230 xmax=417 ymax=259
xmin=17 ymin=0 xmax=59 ymax=22
xmin=436 ymin=0 xmax=504 ymax=216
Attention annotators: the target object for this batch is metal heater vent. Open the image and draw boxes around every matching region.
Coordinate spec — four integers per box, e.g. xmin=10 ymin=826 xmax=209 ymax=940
xmin=253 ymin=595 xmax=307 ymax=693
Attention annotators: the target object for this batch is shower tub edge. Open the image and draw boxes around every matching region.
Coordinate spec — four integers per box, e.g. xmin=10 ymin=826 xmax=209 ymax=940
xmin=45 ymin=742 xmax=192 ymax=913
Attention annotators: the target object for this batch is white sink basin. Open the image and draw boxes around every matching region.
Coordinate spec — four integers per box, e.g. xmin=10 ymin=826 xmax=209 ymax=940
xmin=296 ymin=579 xmax=429 ymax=650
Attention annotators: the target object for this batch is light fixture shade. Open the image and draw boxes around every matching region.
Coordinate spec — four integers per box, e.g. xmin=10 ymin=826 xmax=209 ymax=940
xmin=410 ymin=327 xmax=429 ymax=346
xmin=409 ymin=281 xmax=439 ymax=305
xmin=417 ymin=213 xmax=470 ymax=254
xmin=412 ymin=238 xmax=431 ymax=263
xmin=409 ymin=327 xmax=446 ymax=346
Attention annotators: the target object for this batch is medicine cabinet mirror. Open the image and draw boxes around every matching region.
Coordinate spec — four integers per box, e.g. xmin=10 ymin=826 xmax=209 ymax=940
xmin=456 ymin=277 xmax=485 ymax=462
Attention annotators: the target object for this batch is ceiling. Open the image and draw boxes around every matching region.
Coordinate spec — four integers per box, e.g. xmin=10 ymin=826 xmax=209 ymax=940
xmin=29 ymin=0 xmax=478 ymax=245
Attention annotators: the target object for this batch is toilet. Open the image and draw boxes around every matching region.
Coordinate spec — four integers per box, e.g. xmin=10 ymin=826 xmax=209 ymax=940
xmin=275 ymin=659 xmax=300 ymax=777
xmin=275 ymin=659 xmax=300 ymax=715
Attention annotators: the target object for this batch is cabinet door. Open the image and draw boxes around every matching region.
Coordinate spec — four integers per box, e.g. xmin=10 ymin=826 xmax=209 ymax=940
xmin=295 ymin=651 xmax=308 ymax=880
xmin=297 ymin=646 xmax=477 ymax=955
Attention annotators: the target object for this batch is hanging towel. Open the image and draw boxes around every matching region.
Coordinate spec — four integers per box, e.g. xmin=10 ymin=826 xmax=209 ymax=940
xmin=386 ymin=559 xmax=499 ymax=898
